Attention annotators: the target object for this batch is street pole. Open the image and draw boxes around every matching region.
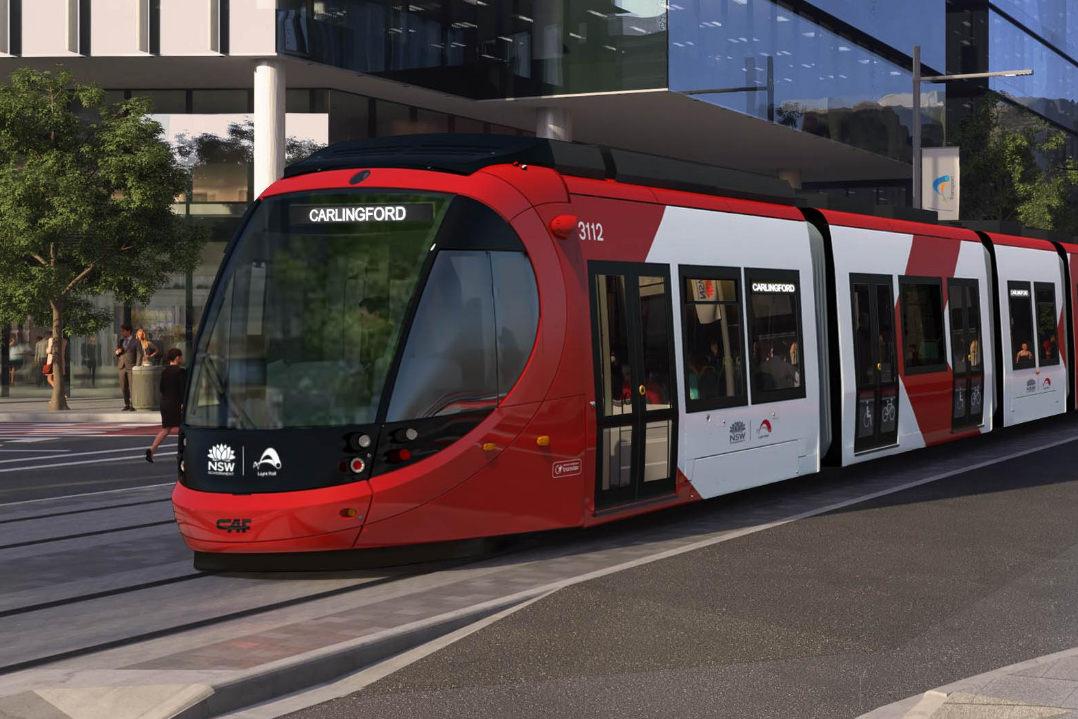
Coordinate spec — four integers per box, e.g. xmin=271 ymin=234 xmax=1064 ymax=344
xmin=912 ymin=44 xmax=922 ymax=210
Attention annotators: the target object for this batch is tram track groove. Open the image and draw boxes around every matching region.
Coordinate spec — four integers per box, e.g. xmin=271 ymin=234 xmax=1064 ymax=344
xmin=0 ymin=498 xmax=172 ymax=526
xmin=0 ymin=520 xmax=175 ymax=551
xmin=0 ymin=571 xmax=207 ymax=620
xmin=0 ymin=571 xmax=420 ymax=676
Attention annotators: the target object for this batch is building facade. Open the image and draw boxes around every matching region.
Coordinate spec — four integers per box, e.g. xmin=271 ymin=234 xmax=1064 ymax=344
xmin=1 ymin=0 xmax=1074 ymax=397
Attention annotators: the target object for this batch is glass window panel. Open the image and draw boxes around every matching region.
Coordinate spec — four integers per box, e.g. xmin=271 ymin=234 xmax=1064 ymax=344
xmin=595 ymin=274 xmax=633 ymax=417
xmin=638 ymin=276 xmax=672 ymax=410
xmin=876 ymin=284 xmax=897 ymax=383
xmin=682 ymin=275 xmax=746 ymax=408
xmin=131 ymin=90 xmax=187 ymax=113
xmin=991 ymin=0 xmax=1078 ymax=67
xmin=668 ymin=0 xmax=943 ymax=164
xmin=454 ymin=116 xmax=487 ymax=134
xmin=990 ymin=11 xmax=1078 ymax=131
xmin=899 ymin=279 xmax=946 ymax=371
xmin=387 ymin=251 xmax=499 ymax=421
xmin=375 ymin=100 xmax=414 ymax=137
xmin=643 ymin=420 xmax=672 ymax=484
xmin=1009 ymin=282 xmax=1036 ymax=370
xmin=602 ymin=425 xmax=633 ymax=490
xmin=328 ymin=91 xmax=371 ymax=143
xmin=191 ymin=90 xmax=250 ymax=114
xmin=1035 ymin=282 xmax=1060 ymax=366
xmin=277 ymin=1 xmax=666 ymax=98
xmin=186 ymin=191 xmax=450 ymax=429
xmin=748 ymin=272 xmax=805 ymax=401
xmin=851 ymin=284 xmax=874 ymax=387
xmin=491 ymin=253 xmax=539 ymax=399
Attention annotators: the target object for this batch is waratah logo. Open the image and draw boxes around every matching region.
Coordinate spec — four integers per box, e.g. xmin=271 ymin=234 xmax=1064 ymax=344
xmin=207 ymin=444 xmax=237 ymax=476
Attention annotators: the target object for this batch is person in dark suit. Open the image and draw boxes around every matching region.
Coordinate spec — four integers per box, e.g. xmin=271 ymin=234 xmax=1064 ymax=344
xmin=115 ymin=324 xmax=138 ymax=411
xmin=147 ymin=348 xmax=186 ymax=463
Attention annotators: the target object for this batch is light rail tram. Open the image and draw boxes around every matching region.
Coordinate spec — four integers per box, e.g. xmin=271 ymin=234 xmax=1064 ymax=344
xmin=172 ymin=134 xmax=1076 ymax=563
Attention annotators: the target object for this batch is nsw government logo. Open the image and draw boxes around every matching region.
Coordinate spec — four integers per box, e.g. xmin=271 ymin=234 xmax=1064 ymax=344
xmin=207 ymin=444 xmax=237 ymax=476
xmin=729 ymin=420 xmax=747 ymax=444
xmin=253 ymin=448 xmax=283 ymax=477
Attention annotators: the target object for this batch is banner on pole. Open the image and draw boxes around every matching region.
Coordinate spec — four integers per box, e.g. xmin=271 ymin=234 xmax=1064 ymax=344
xmin=922 ymin=147 xmax=960 ymax=221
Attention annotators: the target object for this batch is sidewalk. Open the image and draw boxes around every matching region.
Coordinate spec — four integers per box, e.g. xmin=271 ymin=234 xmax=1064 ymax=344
xmin=861 ymin=648 xmax=1078 ymax=718
xmin=0 ymin=396 xmax=158 ymax=423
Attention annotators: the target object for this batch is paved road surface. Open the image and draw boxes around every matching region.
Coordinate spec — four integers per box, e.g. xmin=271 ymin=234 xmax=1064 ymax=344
xmin=0 ymin=423 xmax=173 ymax=503
xmin=290 ymin=422 xmax=1078 ymax=719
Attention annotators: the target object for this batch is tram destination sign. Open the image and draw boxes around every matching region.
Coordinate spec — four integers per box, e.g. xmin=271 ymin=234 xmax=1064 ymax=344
xmin=291 ymin=203 xmax=435 ymax=226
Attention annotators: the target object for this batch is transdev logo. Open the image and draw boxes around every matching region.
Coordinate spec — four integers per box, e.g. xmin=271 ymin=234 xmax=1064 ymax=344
xmin=207 ymin=444 xmax=237 ymax=476
xmin=253 ymin=448 xmax=282 ymax=477
xmin=933 ymin=174 xmax=954 ymax=200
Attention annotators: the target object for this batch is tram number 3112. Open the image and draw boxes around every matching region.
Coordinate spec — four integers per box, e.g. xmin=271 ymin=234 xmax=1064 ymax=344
xmin=578 ymin=220 xmax=605 ymax=242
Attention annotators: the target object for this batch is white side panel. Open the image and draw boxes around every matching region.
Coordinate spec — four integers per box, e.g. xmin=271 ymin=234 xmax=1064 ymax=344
xmin=995 ymin=243 xmax=1067 ymax=426
xmin=21 ymin=0 xmax=78 ymax=56
xmin=161 ymin=0 xmax=220 ymax=55
xmin=645 ymin=208 xmax=820 ymax=501
xmin=228 ymin=0 xmax=277 ymax=56
xmin=90 ymin=0 xmax=148 ymax=55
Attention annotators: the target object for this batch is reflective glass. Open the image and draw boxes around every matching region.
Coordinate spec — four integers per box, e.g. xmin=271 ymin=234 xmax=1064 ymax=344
xmin=186 ymin=190 xmax=449 ymax=429
xmin=801 ymin=0 xmax=944 ymax=70
xmin=899 ymin=279 xmax=945 ymax=371
xmin=990 ymin=11 xmax=1078 ymax=132
xmin=669 ymin=0 xmax=943 ymax=163
xmin=277 ymin=1 xmax=667 ymax=99
xmin=386 ymin=251 xmax=498 ymax=421
xmin=991 ymin=0 xmax=1078 ymax=62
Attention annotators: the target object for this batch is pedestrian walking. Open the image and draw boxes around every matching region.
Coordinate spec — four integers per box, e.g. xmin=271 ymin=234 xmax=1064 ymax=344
xmin=33 ymin=335 xmax=47 ymax=387
xmin=115 ymin=324 xmax=138 ymax=411
xmin=147 ymin=348 xmax=185 ymax=463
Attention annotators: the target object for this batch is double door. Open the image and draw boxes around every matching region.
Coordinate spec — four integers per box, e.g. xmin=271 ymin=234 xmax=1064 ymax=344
xmin=850 ymin=275 xmax=899 ymax=452
xmin=949 ymin=279 xmax=984 ymax=428
xmin=589 ymin=263 xmax=678 ymax=509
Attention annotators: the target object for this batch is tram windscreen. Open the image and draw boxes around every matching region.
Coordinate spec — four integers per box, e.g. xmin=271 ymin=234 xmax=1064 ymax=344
xmin=186 ymin=191 xmax=451 ymax=429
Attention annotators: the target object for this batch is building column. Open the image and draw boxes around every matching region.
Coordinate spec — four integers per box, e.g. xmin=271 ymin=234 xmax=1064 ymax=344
xmin=254 ymin=60 xmax=286 ymax=197
xmin=536 ymin=107 xmax=572 ymax=141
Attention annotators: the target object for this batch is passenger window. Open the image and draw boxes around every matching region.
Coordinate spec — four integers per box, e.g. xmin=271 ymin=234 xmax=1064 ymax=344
xmin=746 ymin=269 xmax=805 ymax=403
xmin=1034 ymin=282 xmax=1059 ymax=366
xmin=680 ymin=268 xmax=746 ymax=411
xmin=386 ymin=250 xmax=538 ymax=421
xmin=1008 ymin=282 xmax=1036 ymax=370
xmin=899 ymin=277 xmax=946 ymax=373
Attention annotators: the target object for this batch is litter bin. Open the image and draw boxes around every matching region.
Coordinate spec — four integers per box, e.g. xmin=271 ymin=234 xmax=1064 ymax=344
xmin=131 ymin=364 xmax=162 ymax=411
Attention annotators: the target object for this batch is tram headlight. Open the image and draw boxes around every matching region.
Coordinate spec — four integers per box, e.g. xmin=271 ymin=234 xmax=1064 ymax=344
xmin=349 ymin=433 xmax=372 ymax=451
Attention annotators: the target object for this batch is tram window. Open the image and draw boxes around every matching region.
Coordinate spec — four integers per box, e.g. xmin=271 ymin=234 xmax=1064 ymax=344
xmin=1035 ymin=282 xmax=1060 ymax=366
xmin=899 ymin=277 xmax=946 ymax=373
xmin=386 ymin=250 xmax=539 ymax=421
xmin=185 ymin=190 xmax=451 ymax=429
xmin=745 ymin=269 xmax=805 ymax=404
xmin=679 ymin=268 xmax=746 ymax=411
xmin=1008 ymin=281 xmax=1036 ymax=370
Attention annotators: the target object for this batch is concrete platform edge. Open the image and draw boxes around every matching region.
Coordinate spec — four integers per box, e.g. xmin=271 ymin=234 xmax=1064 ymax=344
xmin=169 ymin=593 xmax=533 ymax=719
xmin=0 ymin=412 xmax=158 ymax=423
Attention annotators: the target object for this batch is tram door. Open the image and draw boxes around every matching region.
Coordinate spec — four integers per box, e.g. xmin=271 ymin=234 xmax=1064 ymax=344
xmin=589 ymin=263 xmax=678 ymax=509
xmin=850 ymin=275 xmax=900 ymax=452
xmin=949 ymin=279 xmax=984 ymax=428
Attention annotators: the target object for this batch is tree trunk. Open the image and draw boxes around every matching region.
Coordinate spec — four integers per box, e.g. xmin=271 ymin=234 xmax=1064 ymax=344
xmin=48 ymin=301 xmax=68 ymax=411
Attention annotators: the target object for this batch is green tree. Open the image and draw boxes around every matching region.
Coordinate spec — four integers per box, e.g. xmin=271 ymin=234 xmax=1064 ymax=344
xmin=956 ymin=98 xmax=1078 ymax=233
xmin=0 ymin=69 xmax=204 ymax=410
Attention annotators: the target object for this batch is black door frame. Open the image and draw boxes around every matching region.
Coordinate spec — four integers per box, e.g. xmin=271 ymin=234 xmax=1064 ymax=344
xmin=948 ymin=277 xmax=985 ymax=429
xmin=588 ymin=261 xmax=679 ymax=510
xmin=850 ymin=273 xmax=899 ymax=452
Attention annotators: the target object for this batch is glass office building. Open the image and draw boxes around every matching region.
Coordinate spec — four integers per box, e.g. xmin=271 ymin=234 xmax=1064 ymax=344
xmin=2 ymin=0 xmax=1076 ymax=398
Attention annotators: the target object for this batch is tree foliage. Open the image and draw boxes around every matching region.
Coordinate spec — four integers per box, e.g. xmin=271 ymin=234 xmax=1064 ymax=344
xmin=174 ymin=119 xmax=325 ymax=180
xmin=956 ymin=98 xmax=1078 ymax=233
xmin=0 ymin=69 xmax=204 ymax=409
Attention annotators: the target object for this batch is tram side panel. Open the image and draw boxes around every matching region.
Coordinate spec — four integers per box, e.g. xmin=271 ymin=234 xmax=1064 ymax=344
xmin=825 ymin=216 xmax=992 ymax=467
xmin=989 ymin=234 xmax=1068 ymax=427
xmin=643 ymin=202 xmax=822 ymax=501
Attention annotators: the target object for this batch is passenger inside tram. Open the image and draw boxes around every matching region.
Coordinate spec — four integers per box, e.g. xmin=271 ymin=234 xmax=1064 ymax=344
xmin=687 ymin=353 xmax=720 ymax=401
xmin=1016 ymin=341 xmax=1035 ymax=367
